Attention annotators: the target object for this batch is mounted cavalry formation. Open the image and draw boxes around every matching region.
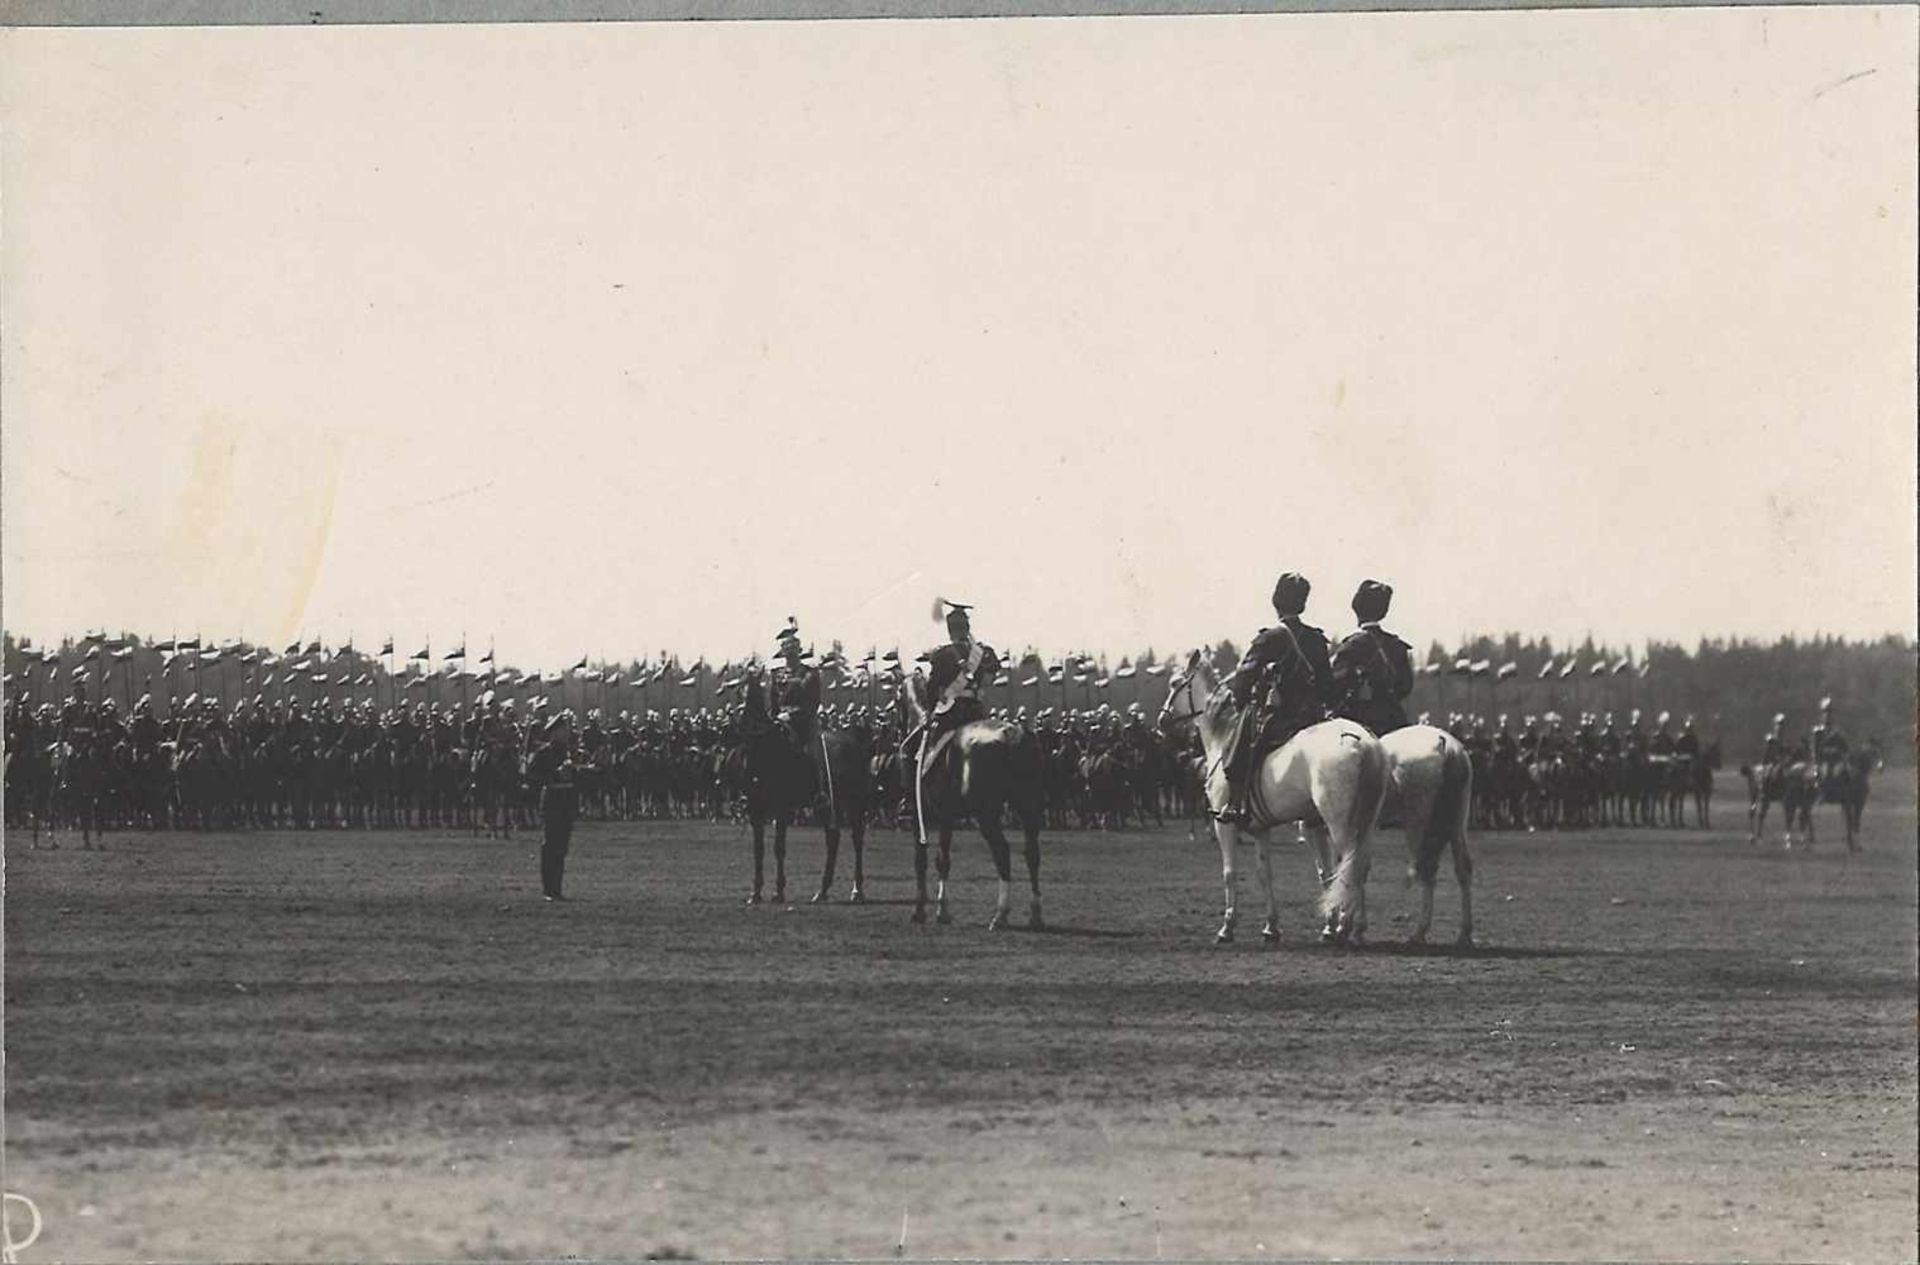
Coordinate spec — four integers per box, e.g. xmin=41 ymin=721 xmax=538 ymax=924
xmin=5 ymin=592 xmax=1886 ymax=943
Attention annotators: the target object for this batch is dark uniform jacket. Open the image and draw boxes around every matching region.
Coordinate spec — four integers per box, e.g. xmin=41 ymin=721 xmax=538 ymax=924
xmin=925 ymin=641 xmax=1000 ymax=727
xmin=1226 ymin=625 xmax=1323 ymax=733
xmin=526 ymin=738 xmax=577 ymax=812
xmin=1330 ymin=624 xmax=1414 ymax=736
xmin=774 ymin=665 xmax=823 ymax=743
xmin=1279 ymin=616 xmax=1336 ymax=708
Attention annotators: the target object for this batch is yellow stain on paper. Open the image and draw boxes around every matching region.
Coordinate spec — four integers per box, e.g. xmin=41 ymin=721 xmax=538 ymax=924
xmin=174 ymin=414 xmax=344 ymax=643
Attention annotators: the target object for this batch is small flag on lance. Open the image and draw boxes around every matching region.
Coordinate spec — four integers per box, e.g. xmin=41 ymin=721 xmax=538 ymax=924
xmin=678 ymin=673 xmax=699 ymax=687
xmin=1452 ymin=657 xmax=1473 ymax=675
xmin=1497 ymin=662 xmax=1518 ymax=680
xmin=1638 ymin=661 xmax=1652 ymax=678
xmin=1589 ymin=661 xmax=1607 ymax=677
xmin=1559 ymin=660 xmax=1578 ymax=679
xmin=1469 ymin=660 xmax=1491 ymax=678
xmin=1144 ymin=664 xmax=1168 ymax=677
xmin=571 ymin=655 xmax=589 ymax=672
xmin=380 ymin=638 xmax=394 ymax=657
xmin=409 ymin=645 xmax=430 ymax=661
xmin=1536 ymin=659 xmax=1556 ymax=680
xmin=444 ymin=644 xmax=466 ymax=661
xmin=1115 ymin=665 xmax=1136 ymax=679
xmin=1611 ymin=659 xmax=1630 ymax=676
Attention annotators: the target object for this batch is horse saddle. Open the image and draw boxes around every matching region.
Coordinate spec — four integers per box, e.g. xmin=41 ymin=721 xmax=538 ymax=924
xmin=916 ymin=728 xmax=960 ymax=781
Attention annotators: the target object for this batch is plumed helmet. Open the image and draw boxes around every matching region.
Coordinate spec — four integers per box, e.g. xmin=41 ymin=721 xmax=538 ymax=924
xmin=1271 ymin=572 xmax=1311 ymax=616
xmin=1351 ymin=579 xmax=1393 ymax=623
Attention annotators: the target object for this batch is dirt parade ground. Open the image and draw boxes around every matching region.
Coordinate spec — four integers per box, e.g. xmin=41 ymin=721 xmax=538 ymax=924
xmin=4 ymin=773 xmax=1914 ymax=1262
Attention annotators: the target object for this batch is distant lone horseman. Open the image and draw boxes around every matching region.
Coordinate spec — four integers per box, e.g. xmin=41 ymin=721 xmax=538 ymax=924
xmin=1330 ymin=579 xmax=1415 ymax=738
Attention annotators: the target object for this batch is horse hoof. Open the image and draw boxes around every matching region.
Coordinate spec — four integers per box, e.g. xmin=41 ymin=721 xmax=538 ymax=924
xmin=910 ymin=907 xmax=927 ymax=925
xmin=1028 ymin=911 xmax=1045 ymax=931
xmin=1261 ymin=926 xmax=1280 ymax=946
xmin=849 ymin=888 xmax=866 ymax=904
xmin=1214 ymin=926 xmax=1234 ymax=945
xmin=936 ymin=908 xmax=952 ymax=926
xmin=1455 ymin=933 xmax=1475 ymax=951
xmin=746 ymin=892 xmax=763 ymax=907
xmin=987 ymin=911 xmax=1009 ymax=932
xmin=811 ymin=888 xmax=832 ymax=905
xmin=774 ymin=889 xmax=788 ymax=905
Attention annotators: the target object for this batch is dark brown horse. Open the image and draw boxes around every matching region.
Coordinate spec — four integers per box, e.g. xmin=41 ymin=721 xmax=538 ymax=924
xmin=1743 ymin=758 xmax=1820 ymax=848
xmin=900 ymin=677 xmax=1045 ymax=930
xmin=1821 ymin=740 xmax=1883 ymax=852
xmin=737 ymin=671 xmax=876 ymax=905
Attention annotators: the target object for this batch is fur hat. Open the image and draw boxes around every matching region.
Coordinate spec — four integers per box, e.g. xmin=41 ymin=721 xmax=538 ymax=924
xmin=1351 ymin=579 xmax=1393 ymax=623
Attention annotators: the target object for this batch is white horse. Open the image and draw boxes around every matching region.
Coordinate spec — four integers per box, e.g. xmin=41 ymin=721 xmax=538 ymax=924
xmin=1375 ymin=725 xmax=1476 ymax=948
xmin=1158 ymin=651 xmax=1387 ymax=945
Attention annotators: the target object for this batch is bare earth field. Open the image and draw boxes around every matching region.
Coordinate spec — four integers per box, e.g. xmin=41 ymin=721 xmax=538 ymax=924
xmin=5 ymin=773 xmax=1915 ymax=1262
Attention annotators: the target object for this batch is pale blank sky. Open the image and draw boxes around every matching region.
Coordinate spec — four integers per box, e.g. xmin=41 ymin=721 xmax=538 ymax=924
xmin=2 ymin=9 xmax=1914 ymax=669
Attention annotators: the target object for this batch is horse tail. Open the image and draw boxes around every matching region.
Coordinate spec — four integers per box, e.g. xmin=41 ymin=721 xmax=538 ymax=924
xmin=1415 ymin=739 xmax=1472 ymax=887
xmin=1320 ymin=733 xmax=1386 ymax=926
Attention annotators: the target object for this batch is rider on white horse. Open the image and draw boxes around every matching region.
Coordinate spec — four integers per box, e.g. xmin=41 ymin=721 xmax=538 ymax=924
xmin=1330 ymin=579 xmax=1415 ymax=738
xmin=1215 ymin=579 xmax=1327 ymax=824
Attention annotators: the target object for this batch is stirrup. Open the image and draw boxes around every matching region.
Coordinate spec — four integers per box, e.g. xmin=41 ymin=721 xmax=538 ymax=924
xmin=1213 ymin=805 xmax=1248 ymax=824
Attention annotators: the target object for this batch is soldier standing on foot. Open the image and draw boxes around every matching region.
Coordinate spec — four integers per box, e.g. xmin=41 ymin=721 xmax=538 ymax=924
xmin=528 ymin=711 xmax=578 ymax=901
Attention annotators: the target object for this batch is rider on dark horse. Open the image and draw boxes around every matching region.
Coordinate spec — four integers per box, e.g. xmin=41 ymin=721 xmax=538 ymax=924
xmin=917 ymin=600 xmax=1000 ymax=765
xmin=1810 ymin=698 xmax=1848 ymax=790
xmin=772 ymin=623 xmax=823 ymax=750
xmin=1760 ymin=712 xmax=1789 ymax=792
xmin=1215 ymin=576 xmax=1327 ymax=825
xmin=1330 ymin=579 xmax=1415 ymax=738
xmin=1649 ymin=713 xmax=1677 ymax=758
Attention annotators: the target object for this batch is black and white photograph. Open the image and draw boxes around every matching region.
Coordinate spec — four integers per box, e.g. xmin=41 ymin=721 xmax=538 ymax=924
xmin=1 ymin=4 xmax=1915 ymax=1260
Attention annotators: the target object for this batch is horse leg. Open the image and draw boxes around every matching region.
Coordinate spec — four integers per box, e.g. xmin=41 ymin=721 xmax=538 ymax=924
xmin=815 ymin=824 xmax=840 ymax=904
xmin=934 ymin=825 xmax=955 ymax=924
xmin=979 ymin=807 xmax=1014 ymax=931
xmin=1452 ymin=825 xmax=1476 ymax=949
xmin=911 ymin=834 xmax=929 ymax=924
xmin=850 ymin=818 xmax=867 ymax=904
xmin=1020 ymin=803 xmax=1043 ymax=929
xmin=772 ymin=816 xmax=788 ymax=904
xmin=1214 ymin=820 xmax=1238 ymax=944
xmin=747 ymin=813 xmax=766 ymax=905
xmin=1254 ymin=831 xmax=1282 ymax=944
xmin=1406 ymin=817 xmax=1436 ymax=946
